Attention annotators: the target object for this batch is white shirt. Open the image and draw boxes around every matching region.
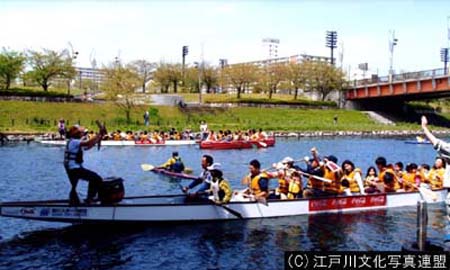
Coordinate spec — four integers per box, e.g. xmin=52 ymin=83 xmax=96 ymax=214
xmin=66 ymin=139 xmax=82 ymax=170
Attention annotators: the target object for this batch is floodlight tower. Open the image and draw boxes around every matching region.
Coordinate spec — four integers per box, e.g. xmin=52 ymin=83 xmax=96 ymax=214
xmin=326 ymin=31 xmax=338 ymax=65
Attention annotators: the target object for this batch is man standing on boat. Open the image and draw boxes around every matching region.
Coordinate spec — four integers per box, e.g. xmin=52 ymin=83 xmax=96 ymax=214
xmin=183 ymin=154 xmax=213 ymax=194
xmin=64 ymin=125 xmax=105 ymax=205
xmin=421 ymin=115 xmax=450 ymax=246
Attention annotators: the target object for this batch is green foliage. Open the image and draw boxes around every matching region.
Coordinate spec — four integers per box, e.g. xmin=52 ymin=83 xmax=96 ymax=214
xmin=27 ymin=49 xmax=76 ymax=91
xmin=205 ymin=97 xmax=336 ymax=107
xmin=102 ymin=64 xmax=142 ymax=123
xmin=0 ymin=48 xmax=26 ymax=90
xmin=0 ymin=87 xmax=72 ymax=98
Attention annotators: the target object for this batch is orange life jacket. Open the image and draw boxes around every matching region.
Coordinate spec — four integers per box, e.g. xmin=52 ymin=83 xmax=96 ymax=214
xmin=379 ymin=168 xmax=400 ymax=192
xmin=250 ymin=172 xmax=269 ymax=197
xmin=341 ymin=168 xmax=362 ymax=193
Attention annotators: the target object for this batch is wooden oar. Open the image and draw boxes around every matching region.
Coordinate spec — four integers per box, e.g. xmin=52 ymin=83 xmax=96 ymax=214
xmin=403 ymin=181 xmax=437 ymax=201
xmin=141 ymin=163 xmax=193 ymax=174
xmin=179 ymin=183 xmax=243 ymax=219
xmin=95 ymin=120 xmax=107 ymax=151
xmin=210 ymin=200 xmax=243 ymax=219
xmin=141 ymin=164 xmax=155 ymax=171
xmin=297 ymin=171 xmax=332 ymax=183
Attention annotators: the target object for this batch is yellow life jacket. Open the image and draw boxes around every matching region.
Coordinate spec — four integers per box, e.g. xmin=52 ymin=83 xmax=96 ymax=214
xmin=379 ymin=168 xmax=400 ymax=192
xmin=276 ymin=178 xmax=289 ymax=195
xmin=341 ymin=168 xmax=362 ymax=193
xmin=428 ymin=168 xmax=444 ymax=190
xmin=323 ymin=164 xmax=342 ymax=194
xmin=287 ymin=180 xmax=301 ymax=199
xmin=250 ymin=172 xmax=269 ymax=196
xmin=402 ymin=172 xmax=417 ymax=192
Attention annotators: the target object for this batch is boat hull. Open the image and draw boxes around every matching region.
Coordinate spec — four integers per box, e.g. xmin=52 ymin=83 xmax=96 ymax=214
xmin=38 ymin=140 xmax=197 ymax=146
xmin=1 ymin=189 xmax=447 ymax=223
xmin=199 ymin=137 xmax=276 ymax=150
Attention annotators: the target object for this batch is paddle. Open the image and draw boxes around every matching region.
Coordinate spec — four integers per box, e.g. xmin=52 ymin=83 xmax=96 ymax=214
xmin=258 ymin=141 xmax=267 ymax=148
xmin=179 ymin=183 xmax=244 ymax=219
xmin=297 ymin=171 xmax=332 ymax=183
xmin=141 ymin=164 xmax=155 ymax=171
xmin=95 ymin=120 xmax=107 ymax=151
xmin=141 ymin=163 xmax=193 ymax=174
xmin=210 ymin=200 xmax=243 ymax=219
xmin=403 ymin=181 xmax=437 ymax=201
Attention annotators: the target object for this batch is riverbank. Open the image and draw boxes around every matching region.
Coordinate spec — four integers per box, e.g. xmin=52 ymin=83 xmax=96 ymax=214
xmin=2 ymin=129 xmax=450 ymax=144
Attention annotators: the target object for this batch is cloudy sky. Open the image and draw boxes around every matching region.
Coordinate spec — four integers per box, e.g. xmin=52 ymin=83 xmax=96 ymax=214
xmin=1 ymin=0 xmax=449 ymax=77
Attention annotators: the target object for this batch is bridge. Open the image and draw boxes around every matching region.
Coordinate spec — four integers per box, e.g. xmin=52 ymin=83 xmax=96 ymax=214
xmin=345 ymin=68 xmax=450 ymax=106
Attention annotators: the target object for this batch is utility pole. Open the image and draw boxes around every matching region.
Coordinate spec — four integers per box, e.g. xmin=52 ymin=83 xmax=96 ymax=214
xmin=326 ymin=31 xmax=337 ymax=65
xmin=182 ymin=45 xmax=188 ymax=78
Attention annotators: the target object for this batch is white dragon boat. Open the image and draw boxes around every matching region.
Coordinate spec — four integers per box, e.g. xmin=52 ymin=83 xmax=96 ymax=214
xmin=0 ymin=189 xmax=447 ymax=223
xmin=37 ymin=140 xmax=198 ymax=146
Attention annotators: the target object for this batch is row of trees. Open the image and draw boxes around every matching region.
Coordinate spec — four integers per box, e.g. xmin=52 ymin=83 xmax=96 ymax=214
xmin=153 ymin=60 xmax=347 ymax=101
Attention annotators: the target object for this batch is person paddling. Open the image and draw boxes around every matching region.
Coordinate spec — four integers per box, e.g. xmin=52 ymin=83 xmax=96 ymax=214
xmin=206 ymin=163 xmax=233 ymax=204
xmin=64 ymin=125 xmax=105 ymax=205
xmin=241 ymin=159 xmax=270 ymax=200
xmin=159 ymin=151 xmax=185 ymax=173
xmin=183 ymin=154 xmax=214 ymax=194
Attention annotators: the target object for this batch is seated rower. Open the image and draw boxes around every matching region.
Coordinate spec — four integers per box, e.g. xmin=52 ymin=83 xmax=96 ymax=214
xmin=271 ymin=157 xmax=301 ymax=199
xmin=241 ymin=159 xmax=269 ymax=200
xmin=340 ymin=160 xmax=365 ymax=195
xmin=427 ymin=157 xmax=446 ymax=190
xmin=159 ymin=151 xmax=185 ymax=173
xmin=207 ymin=163 xmax=232 ymax=204
xmin=321 ymin=154 xmax=344 ymax=196
xmin=302 ymin=148 xmax=327 ymax=198
xmin=403 ymin=163 xmax=423 ymax=192
xmin=364 ymin=166 xmax=382 ymax=193
xmin=375 ymin=157 xmax=401 ymax=193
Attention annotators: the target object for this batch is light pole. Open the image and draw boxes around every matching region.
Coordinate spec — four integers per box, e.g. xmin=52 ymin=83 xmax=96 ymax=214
xmin=389 ymin=30 xmax=398 ymax=75
xmin=325 ymin=31 xmax=338 ymax=65
xmin=182 ymin=45 xmax=188 ymax=79
xmin=441 ymin=48 xmax=449 ymax=74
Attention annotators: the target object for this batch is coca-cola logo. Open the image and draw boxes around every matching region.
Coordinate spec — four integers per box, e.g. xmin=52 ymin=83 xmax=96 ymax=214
xmin=351 ymin=197 xmax=367 ymax=205
xmin=369 ymin=195 xmax=386 ymax=205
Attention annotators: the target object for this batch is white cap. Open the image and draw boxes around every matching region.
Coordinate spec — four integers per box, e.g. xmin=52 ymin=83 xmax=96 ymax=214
xmin=207 ymin=162 xmax=222 ymax=170
xmin=282 ymin=156 xmax=294 ymax=164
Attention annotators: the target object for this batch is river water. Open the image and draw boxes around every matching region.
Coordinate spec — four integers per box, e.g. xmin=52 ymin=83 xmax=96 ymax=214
xmin=0 ymin=137 xmax=448 ymax=269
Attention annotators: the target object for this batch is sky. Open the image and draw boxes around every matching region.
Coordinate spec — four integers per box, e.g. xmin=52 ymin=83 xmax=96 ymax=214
xmin=1 ymin=0 xmax=449 ymax=78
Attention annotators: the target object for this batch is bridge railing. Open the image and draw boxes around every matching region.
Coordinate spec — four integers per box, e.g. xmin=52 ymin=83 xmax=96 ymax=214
xmin=352 ymin=67 xmax=447 ymax=87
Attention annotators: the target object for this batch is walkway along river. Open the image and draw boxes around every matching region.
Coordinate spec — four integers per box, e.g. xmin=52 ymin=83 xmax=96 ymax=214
xmin=0 ymin=137 xmax=448 ymax=269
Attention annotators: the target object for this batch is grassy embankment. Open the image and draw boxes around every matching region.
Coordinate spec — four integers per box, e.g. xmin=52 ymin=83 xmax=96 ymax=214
xmin=0 ymin=99 xmax=426 ymax=133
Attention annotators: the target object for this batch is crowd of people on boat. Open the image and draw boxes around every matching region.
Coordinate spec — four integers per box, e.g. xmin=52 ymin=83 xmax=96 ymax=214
xmin=52 ymin=119 xmax=271 ymax=144
xmin=62 ymin=115 xmax=449 ymax=206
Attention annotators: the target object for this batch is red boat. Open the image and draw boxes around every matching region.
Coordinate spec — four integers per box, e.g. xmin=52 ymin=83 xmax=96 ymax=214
xmin=199 ymin=137 xmax=276 ymax=150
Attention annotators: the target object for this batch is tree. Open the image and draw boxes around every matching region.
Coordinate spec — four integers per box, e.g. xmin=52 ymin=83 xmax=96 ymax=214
xmin=153 ymin=63 xmax=171 ymax=93
xmin=223 ymin=63 xmax=258 ymax=99
xmin=0 ymin=49 xmax=26 ymax=90
xmin=201 ymin=65 xmax=219 ymax=93
xmin=303 ymin=61 xmax=347 ymax=101
xmin=27 ymin=49 xmax=76 ymax=91
xmin=286 ymin=62 xmax=308 ymax=100
xmin=153 ymin=63 xmax=182 ymax=93
xmin=102 ymin=64 xmax=141 ymax=123
xmin=130 ymin=59 xmax=155 ymax=93
xmin=256 ymin=63 xmax=288 ymax=99
xmin=184 ymin=66 xmax=200 ymax=93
